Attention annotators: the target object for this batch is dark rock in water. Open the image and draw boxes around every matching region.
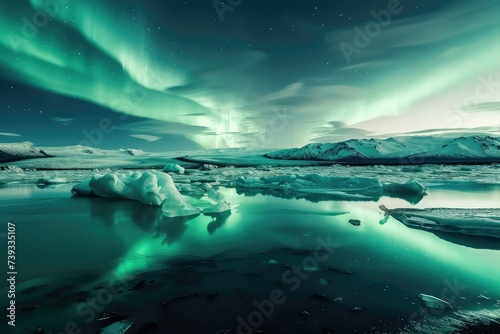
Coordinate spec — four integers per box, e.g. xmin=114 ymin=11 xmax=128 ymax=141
xmin=96 ymin=311 xmax=127 ymax=322
xmin=206 ymin=293 xmax=218 ymax=301
xmin=298 ymin=310 xmax=311 ymax=317
xmin=311 ymin=294 xmax=330 ymax=303
xmin=129 ymin=279 xmax=154 ymax=291
xmin=321 ymin=326 xmax=333 ymax=334
xmin=162 ymin=293 xmax=200 ymax=308
xmin=22 ymin=305 xmax=40 ymax=311
xmin=138 ymin=322 xmax=159 ymax=333
xmin=172 ymin=293 xmax=200 ymax=302
xmin=351 ymin=307 xmax=362 ymax=312
xmin=160 ymin=301 xmax=171 ymax=310
xmin=31 ymin=327 xmax=45 ymax=334
xmin=323 ymin=267 xmax=352 ymax=275
xmin=349 ymin=219 xmax=361 ymax=226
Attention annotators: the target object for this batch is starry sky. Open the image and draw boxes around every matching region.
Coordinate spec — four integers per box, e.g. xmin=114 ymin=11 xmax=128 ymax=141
xmin=0 ymin=0 xmax=499 ymax=150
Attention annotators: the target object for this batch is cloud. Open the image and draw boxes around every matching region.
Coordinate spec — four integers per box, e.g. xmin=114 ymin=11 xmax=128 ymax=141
xmin=311 ymin=121 xmax=372 ymax=142
xmin=53 ymin=117 xmax=74 ymax=125
xmin=118 ymin=120 xmax=209 ymax=136
xmin=129 ymin=134 xmax=162 ymax=142
xmin=0 ymin=132 xmax=22 ymax=137
xmin=461 ymin=102 xmax=500 ymax=113
xmin=374 ymin=125 xmax=500 ymax=138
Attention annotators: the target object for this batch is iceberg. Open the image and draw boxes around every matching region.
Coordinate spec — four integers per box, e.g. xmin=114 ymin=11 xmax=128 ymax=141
xmin=380 ymin=205 xmax=500 ymax=239
xmin=72 ymin=171 xmax=200 ymax=217
xmin=200 ymin=183 xmax=230 ymax=213
xmin=235 ymin=174 xmax=384 ymax=198
xmin=162 ymin=163 xmax=185 ymax=174
xmin=234 ymin=173 xmax=426 ymax=202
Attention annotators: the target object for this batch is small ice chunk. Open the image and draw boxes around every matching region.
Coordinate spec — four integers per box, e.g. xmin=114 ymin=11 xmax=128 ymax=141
xmin=0 ymin=165 xmax=23 ymax=172
xmin=200 ymin=183 xmax=230 ymax=213
xmin=162 ymin=163 xmax=185 ymax=174
xmin=319 ymin=278 xmax=332 ymax=286
xmin=36 ymin=177 xmax=68 ymax=185
xmin=419 ymin=293 xmax=453 ymax=309
xmin=98 ymin=319 xmax=133 ymax=334
xmin=383 ymin=179 xmax=427 ymax=197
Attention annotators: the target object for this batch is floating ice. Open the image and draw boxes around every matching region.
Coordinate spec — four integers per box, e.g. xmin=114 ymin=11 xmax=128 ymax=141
xmin=72 ymin=171 xmax=200 ymax=217
xmin=382 ymin=179 xmax=426 ymax=196
xmin=98 ymin=319 xmax=134 ymax=334
xmin=235 ymin=174 xmax=384 ymax=198
xmin=36 ymin=177 xmax=69 ymax=185
xmin=162 ymin=163 xmax=185 ymax=174
xmin=0 ymin=165 xmax=23 ymax=172
xmin=380 ymin=205 xmax=500 ymax=238
xmin=200 ymin=183 xmax=231 ymax=213
xmin=234 ymin=173 xmax=426 ymax=202
xmin=419 ymin=293 xmax=453 ymax=309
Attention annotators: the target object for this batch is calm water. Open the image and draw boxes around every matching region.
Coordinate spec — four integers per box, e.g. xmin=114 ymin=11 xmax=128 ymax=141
xmin=1 ymin=182 xmax=499 ymax=333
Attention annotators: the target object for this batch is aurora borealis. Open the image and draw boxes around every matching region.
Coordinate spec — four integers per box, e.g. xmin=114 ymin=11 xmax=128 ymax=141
xmin=1 ymin=0 xmax=499 ymax=149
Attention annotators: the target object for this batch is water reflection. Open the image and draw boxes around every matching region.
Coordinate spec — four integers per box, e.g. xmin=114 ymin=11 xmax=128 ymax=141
xmin=236 ymin=187 xmax=426 ymax=204
xmin=206 ymin=210 xmax=232 ymax=234
xmin=155 ymin=214 xmax=199 ymax=245
xmin=87 ymin=197 xmax=162 ymax=231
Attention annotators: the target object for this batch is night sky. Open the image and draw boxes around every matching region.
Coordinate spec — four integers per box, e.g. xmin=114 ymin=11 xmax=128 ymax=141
xmin=1 ymin=0 xmax=499 ymax=150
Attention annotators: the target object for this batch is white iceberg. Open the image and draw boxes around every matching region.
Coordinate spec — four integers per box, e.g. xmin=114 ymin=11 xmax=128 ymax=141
xmin=162 ymin=163 xmax=185 ymax=174
xmin=200 ymin=183 xmax=230 ymax=213
xmin=234 ymin=173 xmax=426 ymax=202
xmin=72 ymin=171 xmax=200 ymax=217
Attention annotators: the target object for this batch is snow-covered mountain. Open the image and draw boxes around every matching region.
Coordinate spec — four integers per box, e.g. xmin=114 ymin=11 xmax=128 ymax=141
xmin=0 ymin=142 xmax=50 ymax=162
xmin=266 ymin=136 xmax=500 ymax=164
